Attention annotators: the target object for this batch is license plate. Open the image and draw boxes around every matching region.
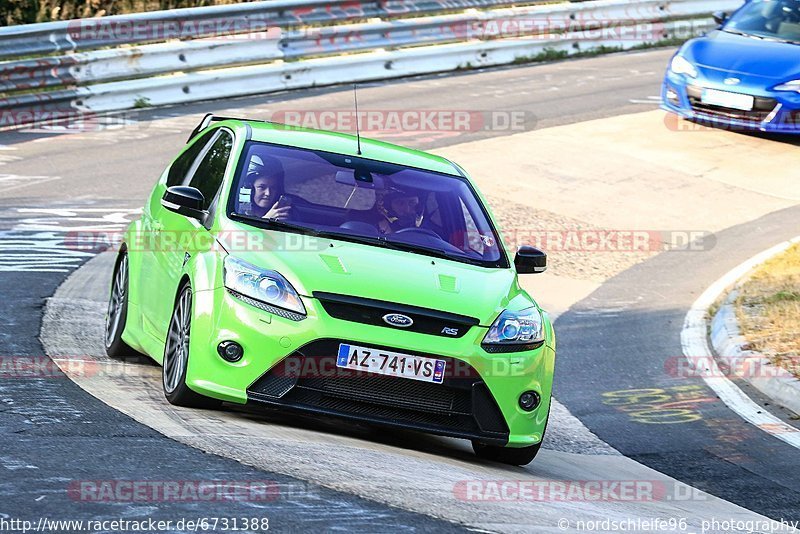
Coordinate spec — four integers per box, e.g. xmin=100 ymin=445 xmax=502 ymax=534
xmin=701 ymin=88 xmax=754 ymax=111
xmin=336 ymin=343 xmax=446 ymax=384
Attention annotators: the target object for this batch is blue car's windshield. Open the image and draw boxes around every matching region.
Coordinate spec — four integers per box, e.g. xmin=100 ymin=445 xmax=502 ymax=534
xmin=724 ymin=0 xmax=800 ymax=43
xmin=227 ymin=141 xmax=507 ymax=268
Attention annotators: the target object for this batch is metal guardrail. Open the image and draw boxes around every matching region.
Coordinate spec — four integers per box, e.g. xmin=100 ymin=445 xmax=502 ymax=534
xmin=0 ymin=0 xmax=549 ymax=59
xmin=0 ymin=0 xmax=743 ymax=127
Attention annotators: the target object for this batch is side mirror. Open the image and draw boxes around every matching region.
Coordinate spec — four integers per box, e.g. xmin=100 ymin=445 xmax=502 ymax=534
xmin=161 ymin=186 xmax=207 ymax=221
xmin=514 ymin=246 xmax=547 ymax=274
xmin=712 ymin=11 xmax=728 ymax=25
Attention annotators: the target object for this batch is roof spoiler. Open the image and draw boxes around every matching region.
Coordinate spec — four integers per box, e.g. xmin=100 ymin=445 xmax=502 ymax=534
xmin=187 ymin=113 xmax=215 ymax=142
xmin=187 ymin=114 xmax=270 ymax=143
xmin=186 ymin=113 xmax=233 ymax=143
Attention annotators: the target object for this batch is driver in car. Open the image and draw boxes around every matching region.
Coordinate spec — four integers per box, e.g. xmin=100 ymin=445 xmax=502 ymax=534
xmin=244 ymin=155 xmax=292 ymax=221
xmin=377 ymin=189 xmax=423 ymax=234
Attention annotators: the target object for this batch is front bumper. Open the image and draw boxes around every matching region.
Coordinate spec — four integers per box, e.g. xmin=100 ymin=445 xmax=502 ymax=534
xmin=661 ymin=71 xmax=800 ymax=134
xmin=186 ymin=286 xmax=555 ymax=447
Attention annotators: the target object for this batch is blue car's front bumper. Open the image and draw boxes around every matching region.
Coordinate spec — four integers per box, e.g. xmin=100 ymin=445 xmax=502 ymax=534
xmin=661 ymin=70 xmax=800 ymax=134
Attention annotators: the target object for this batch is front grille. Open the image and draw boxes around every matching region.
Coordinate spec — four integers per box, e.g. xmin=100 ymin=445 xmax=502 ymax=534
xmin=300 ymin=372 xmax=461 ymax=414
xmin=247 ymin=339 xmax=509 ymax=444
xmin=314 ymin=291 xmax=479 ymax=338
xmin=687 ymin=86 xmax=777 ymax=123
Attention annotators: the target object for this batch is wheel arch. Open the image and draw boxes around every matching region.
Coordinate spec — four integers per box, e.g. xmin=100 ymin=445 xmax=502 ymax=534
xmin=176 ymin=273 xmax=192 ymax=299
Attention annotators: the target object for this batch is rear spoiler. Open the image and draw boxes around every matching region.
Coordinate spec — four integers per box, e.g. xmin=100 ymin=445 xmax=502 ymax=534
xmin=187 ymin=114 xmax=275 ymax=143
xmin=187 ymin=114 xmax=230 ymax=142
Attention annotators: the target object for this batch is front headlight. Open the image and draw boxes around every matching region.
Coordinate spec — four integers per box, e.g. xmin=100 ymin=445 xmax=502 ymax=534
xmin=670 ymin=55 xmax=698 ymax=78
xmin=223 ymin=256 xmax=306 ymax=318
xmin=775 ymin=80 xmax=800 ymax=92
xmin=482 ymin=307 xmax=545 ymax=350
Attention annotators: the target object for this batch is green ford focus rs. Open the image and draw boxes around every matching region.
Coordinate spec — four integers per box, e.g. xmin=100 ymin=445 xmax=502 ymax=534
xmin=105 ymin=114 xmax=555 ymax=465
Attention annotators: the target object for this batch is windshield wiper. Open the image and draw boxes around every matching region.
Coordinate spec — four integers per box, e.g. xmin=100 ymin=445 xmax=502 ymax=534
xmin=229 ymin=212 xmax=321 ymax=237
xmin=767 ymin=36 xmax=800 ymax=45
xmin=723 ymin=28 xmax=763 ymax=39
xmin=376 ymin=237 xmax=486 ymax=265
xmin=318 ymin=230 xmax=483 ymax=264
xmin=722 ymin=28 xmax=796 ymax=43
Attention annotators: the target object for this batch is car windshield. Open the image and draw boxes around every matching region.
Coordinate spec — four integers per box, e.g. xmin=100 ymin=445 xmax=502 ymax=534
xmin=724 ymin=0 xmax=800 ymax=43
xmin=227 ymin=141 xmax=506 ymax=268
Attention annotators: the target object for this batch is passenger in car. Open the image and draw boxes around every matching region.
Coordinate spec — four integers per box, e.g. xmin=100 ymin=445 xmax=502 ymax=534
xmin=376 ymin=189 xmax=423 ymax=234
xmin=245 ymin=155 xmax=292 ymax=221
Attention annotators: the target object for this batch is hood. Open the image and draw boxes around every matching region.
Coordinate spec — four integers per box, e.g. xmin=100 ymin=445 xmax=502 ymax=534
xmin=217 ymin=220 xmax=525 ymax=326
xmin=684 ymin=31 xmax=800 ymax=82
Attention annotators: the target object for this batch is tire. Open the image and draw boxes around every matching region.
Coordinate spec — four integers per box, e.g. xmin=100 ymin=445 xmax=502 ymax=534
xmin=472 ymin=440 xmax=542 ymax=466
xmin=162 ymin=283 xmax=222 ymax=409
xmin=105 ymin=250 xmax=143 ymax=360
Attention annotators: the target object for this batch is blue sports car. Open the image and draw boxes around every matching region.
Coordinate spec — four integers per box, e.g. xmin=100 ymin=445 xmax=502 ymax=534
xmin=662 ymin=0 xmax=800 ymax=133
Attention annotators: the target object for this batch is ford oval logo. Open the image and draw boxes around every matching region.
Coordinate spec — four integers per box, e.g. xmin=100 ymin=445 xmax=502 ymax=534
xmin=724 ymin=77 xmax=741 ymax=85
xmin=382 ymin=313 xmax=414 ymax=328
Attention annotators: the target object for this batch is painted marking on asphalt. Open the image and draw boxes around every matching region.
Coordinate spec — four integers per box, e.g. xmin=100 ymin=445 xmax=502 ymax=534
xmin=602 ymin=386 xmax=710 ymax=425
xmin=681 ymin=236 xmax=800 ymax=449
xmin=0 ymin=233 xmax=96 ymax=272
xmin=0 ymin=154 xmax=22 ymax=165
xmin=15 ymin=208 xmax=140 ymax=232
xmin=0 ymin=174 xmax=61 ymax=194
xmin=629 ymin=96 xmax=663 ymax=104
xmin=0 ymin=208 xmax=140 ymax=272
xmin=0 ymin=457 xmax=38 ymax=470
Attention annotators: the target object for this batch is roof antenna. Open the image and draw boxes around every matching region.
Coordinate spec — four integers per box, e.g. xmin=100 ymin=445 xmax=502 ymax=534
xmin=353 ymin=83 xmax=362 ymax=156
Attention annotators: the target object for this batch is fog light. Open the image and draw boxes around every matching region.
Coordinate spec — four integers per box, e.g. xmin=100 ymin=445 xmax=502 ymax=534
xmin=217 ymin=341 xmax=243 ymax=362
xmin=518 ymin=390 xmax=540 ymax=411
xmin=666 ymin=88 xmax=679 ymax=104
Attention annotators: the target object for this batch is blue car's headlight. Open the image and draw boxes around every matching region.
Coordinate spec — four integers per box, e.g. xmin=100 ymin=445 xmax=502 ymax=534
xmin=483 ymin=307 xmax=544 ymax=347
xmin=670 ymin=55 xmax=698 ymax=78
xmin=775 ymin=80 xmax=800 ymax=92
xmin=223 ymin=256 xmax=306 ymax=316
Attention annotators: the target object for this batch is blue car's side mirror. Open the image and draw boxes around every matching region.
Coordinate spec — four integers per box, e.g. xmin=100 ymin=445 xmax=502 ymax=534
xmin=713 ymin=11 xmax=728 ymax=25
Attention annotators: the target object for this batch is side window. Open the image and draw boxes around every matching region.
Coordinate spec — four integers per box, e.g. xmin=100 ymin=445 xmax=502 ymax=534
xmin=188 ymin=130 xmax=233 ymax=210
xmin=460 ymin=199 xmax=485 ymax=255
xmin=166 ymin=130 xmax=215 ymax=187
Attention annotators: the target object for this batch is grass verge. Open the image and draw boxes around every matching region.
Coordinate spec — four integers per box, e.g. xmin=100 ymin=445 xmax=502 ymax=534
xmin=735 ymin=243 xmax=800 ymax=379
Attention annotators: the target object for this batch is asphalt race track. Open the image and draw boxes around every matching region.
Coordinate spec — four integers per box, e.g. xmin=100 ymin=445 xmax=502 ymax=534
xmin=556 ymin=204 xmax=800 ymax=520
xmin=2 ymin=48 xmax=800 ymax=532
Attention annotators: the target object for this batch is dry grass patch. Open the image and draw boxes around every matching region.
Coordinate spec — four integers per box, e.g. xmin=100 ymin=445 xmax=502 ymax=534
xmin=735 ymin=243 xmax=800 ymax=379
